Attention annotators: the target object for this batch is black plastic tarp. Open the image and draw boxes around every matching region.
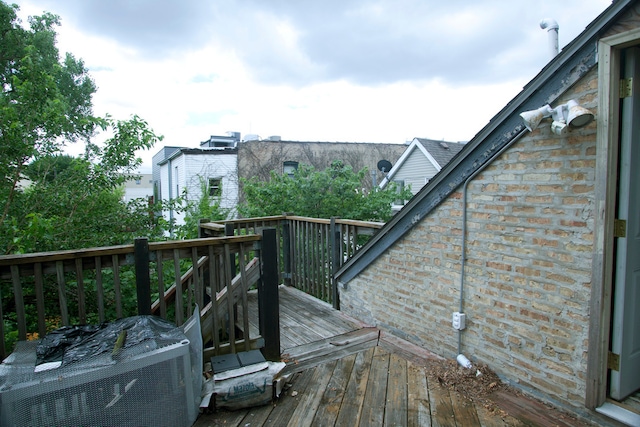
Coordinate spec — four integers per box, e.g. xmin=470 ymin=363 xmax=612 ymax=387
xmin=36 ymin=316 xmax=182 ymax=367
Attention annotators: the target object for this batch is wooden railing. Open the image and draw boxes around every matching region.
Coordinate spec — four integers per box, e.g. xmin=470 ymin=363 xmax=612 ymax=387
xmin=204 ymin=215 xmax=384 ymax=308
xmin=0 ymin=233 xmax=280 ymax=360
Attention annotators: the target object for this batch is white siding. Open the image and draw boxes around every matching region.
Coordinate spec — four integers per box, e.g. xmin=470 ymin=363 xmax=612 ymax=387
xmin=182 ymin=153 xmax=238 ymax=217
xmin=159 ymin=155 xmax=187 ymax=226
xmin=392 ymin=149 xmax=438 ymax=195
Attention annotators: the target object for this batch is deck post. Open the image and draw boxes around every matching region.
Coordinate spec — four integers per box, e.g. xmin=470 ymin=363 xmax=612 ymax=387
xmin=198 ymin=218 xmax=210 ymax=238
xmin=259 ymin=228 xmax=280 ymax=361
xmin=282 ymin=218 xmax=292 ymax=287
xmin=330 ymin=217 xmax=341 ymax=310
xmin=134 ymin=237 xmax=151 ymax=315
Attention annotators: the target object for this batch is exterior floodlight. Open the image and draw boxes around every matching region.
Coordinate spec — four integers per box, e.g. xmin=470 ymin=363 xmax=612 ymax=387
xmin=519 ymin=105 xmax=553 ymax=132
xmin=549 ymin=104 xmax=569 ymax=136
xmin=520 ymin=99 xmax=594 ymax=134
xmin=566 ymin=99 xmax=595 ymax=128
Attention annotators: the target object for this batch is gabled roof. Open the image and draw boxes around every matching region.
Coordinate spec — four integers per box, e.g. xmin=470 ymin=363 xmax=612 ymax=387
xmin=416 ymin=138 xmax=466 ymax=169
xmin=336 ymin=0 xmax=635 ymax=285
xmin=380 ymin=138 xmax=465 ymax=188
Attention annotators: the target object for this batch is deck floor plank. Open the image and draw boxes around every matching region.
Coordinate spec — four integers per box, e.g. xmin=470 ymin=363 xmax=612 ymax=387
xmin=407 ymin=362 xmax=432 ymax=427
xmin=385 ymin=353 xmax=409 ymax=426
xmin=450 ymin=390 xmax=482 ymax=426
xmin=429 ymin=374 xmax=458 ymax=427
xmin=236 ymin=403 xmax=275 ymax=427
xmin=313 ymin=353 xmax=357 ymax=427
xmin=490 ymin=391 xmax=583 ymax=427
xmin=286 ymin=360 xmax=337 ymax=426
xmin=333 ymin=346 xmax=375 ymax=427
xmin=264 ymin=369 xmax=315 ymax=426
xmin=473 ymin=402 xmax=526 ymax=427
xmin=360 ymin=346 xmax=391 ymax=426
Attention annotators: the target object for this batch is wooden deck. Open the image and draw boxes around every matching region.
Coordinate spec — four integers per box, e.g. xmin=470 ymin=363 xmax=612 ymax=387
xmin=194 ymin=286 xmax=588 ymax=427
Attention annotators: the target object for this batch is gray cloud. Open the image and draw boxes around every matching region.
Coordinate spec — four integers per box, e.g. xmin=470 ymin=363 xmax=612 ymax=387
xmin=27 ymin=0 xmax=610 ymax=86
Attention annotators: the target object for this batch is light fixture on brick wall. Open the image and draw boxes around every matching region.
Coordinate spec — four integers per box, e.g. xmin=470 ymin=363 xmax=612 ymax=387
xmin=519 ymin=99 xmax=594 ymax=135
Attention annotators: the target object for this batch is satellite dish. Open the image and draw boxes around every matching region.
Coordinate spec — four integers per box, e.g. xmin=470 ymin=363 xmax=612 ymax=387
xmin=377 ymin=160 xmax=392 ymax=174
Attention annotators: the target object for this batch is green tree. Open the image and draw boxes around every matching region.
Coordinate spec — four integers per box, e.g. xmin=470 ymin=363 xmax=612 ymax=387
xmin=239 ymin=161 xmax=413 ymax=222
xmin=0 ymin=3 xmax=163 ymax=253
xmin=0 ymin=3 xmax=96 ymax=227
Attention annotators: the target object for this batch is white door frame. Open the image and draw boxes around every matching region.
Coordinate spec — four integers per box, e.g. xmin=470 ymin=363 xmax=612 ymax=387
xmin=586 ymin=27 xmax=640 ymax=410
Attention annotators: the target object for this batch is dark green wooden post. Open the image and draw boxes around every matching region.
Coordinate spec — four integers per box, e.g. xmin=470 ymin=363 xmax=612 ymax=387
xmin=259 ymin=228 xmax=280 ymax=361
xmin=134 ymin=237 xmax=151 ymax=315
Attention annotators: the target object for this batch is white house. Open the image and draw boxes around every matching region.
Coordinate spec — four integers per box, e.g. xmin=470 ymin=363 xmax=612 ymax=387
xmin=157 ymin=147 xmax=238 ymax=229
xmin=379 ymin=138 xmax=465 ymax=211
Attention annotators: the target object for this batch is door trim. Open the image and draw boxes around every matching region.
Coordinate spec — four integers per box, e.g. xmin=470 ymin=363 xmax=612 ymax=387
xmin=586 ymin=27 xmax=640 ymax=410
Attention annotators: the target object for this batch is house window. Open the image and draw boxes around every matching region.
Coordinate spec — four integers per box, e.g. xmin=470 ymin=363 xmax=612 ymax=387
xmin=209 ymin=178 xmax=222 ymax=197
xmin=283 ymin=161 xmax=299 ymax=178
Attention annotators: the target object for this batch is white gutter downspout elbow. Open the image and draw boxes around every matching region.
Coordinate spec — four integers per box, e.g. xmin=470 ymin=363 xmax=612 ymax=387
xmin=540 ymin=18 xmax=559 ymax=59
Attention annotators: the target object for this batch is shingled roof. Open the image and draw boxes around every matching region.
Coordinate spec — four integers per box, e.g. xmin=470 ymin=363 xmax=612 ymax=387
xmin=414 ymin=138 xmax=466 ymax=168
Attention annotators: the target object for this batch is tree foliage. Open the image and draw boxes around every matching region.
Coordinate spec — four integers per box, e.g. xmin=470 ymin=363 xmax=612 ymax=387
xmin=239 ymin=161 xmax=413 ymax=222
xmin=174 ymin=176 xmax=231 ymax=239
xmin=0 ymin=2 xmax=163 ymax=253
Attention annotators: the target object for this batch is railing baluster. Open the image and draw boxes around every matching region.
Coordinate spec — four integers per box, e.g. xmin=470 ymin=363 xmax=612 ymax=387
xmin=112 ymin=255 xmax=123 ymax=319
xmin=56 ymin=261 xmax=69 ymax=326
xmin=305 ymin=220 xmax=311 ymax=296
xmin=11 ymin=265 xmax=27 ymax=340
xmin=331 ymin=218 xmax=341 ymax=309
xmin=75 ymin=258 xmax=86 ymax=324
xmin=208 ymin=245 xmax=219 ymax=351
xmin=156 ymin=251 xmax=167 ymax=319
xmin=239 ymin=244 xmax=250 ymax=352
xmin=321 ymin=223 xmax=328 ymax=303
xmin=282 ymin=219 xmax=292 ymax=287
xmin=192 ymin=247 xmax=201 ymax=311
xmin=34 ymin=262 xmax=46 ymax=337
xmin=173 ymin=249 xmax=183 ymax=325
xmin=224 ymin=243 xmax=236 ymax=353
xmin=95 ymin=256 xmax=105 ymax=323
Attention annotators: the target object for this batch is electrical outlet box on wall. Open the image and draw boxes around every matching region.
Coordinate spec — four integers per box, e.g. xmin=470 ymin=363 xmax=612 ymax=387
xmin=452 ymin=312 xmax=466 ymax=330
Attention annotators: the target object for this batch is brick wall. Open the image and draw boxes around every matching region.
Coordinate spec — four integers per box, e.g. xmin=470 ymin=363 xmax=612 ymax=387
xmin=340 ymin=66 xmax=598 ymax=410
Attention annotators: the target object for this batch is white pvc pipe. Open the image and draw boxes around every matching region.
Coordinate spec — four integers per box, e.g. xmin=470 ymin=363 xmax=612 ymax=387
xmin=540 ymin=18 xmax=559 ymax=59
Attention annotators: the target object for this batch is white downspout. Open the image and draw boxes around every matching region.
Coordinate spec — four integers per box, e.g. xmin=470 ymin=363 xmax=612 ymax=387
xmin=457 ymin=128 xmax=528 ymax=364
xmin=540 ymin=18 xmax=559 ymax=59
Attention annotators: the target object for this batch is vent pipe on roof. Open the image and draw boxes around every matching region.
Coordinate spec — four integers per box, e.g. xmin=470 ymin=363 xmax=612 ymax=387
xmin=540 ymin=18 xmax=559 ymax=59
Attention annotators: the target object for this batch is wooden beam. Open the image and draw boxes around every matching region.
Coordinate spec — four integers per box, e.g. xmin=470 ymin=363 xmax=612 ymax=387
xmin=281 ymin=327 xmax=379 ymax=375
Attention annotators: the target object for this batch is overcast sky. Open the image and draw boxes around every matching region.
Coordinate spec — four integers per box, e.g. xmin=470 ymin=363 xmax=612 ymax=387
xmin=15 ymin=0 xmax=613 ymax=172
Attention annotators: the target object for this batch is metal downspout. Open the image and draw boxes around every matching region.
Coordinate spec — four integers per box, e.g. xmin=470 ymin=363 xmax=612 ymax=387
xmin=457 ymin=128 xmax=528 ymax=355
